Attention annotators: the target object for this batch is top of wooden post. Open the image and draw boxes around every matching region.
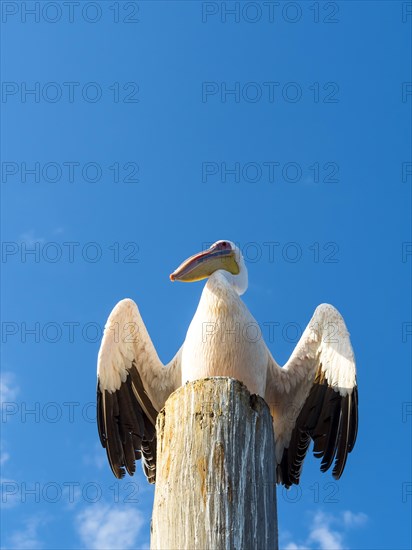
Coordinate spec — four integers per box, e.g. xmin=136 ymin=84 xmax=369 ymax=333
xmin=151 ymin=377 xmax=278 ymax=550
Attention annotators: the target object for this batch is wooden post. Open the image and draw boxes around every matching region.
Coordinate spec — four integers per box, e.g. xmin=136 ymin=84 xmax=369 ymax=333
xmin=150 ymin=377 xmax=278 ymax=550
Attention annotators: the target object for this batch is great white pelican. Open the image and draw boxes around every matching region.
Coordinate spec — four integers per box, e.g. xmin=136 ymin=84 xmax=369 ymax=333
xmin=97 ymin=240 xmax=358 ymax=487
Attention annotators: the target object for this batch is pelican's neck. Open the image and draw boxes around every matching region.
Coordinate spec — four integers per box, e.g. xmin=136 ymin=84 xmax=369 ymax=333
xmin=206 ymin=263 xmax=248 ymax=297
xmin=194 ymin=272 xmax=241 ymax=320
xmin=204 ymin=270 xmax=245 ymax=301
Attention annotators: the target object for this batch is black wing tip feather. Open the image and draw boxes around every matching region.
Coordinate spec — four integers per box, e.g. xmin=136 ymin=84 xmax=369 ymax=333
xmin=96 ymin=371 xmax=158 ymax=484
xmin=278 ymin=375 xmax=358 ymax=488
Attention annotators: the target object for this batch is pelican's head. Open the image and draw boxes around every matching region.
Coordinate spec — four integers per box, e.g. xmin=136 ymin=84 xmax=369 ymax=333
xmin=170 ymin=240 xmax=248 ymax=295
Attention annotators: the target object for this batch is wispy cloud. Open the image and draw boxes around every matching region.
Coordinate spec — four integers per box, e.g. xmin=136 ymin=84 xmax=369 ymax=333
xmin=18 ymin=229 xmax=45 ymax=245
xmin=0 ymin=373 xmax=19 ymax=510
xmin=284 ymin=543 xmax=307 ymax=550
xmin=0 ymin=373 xmax=18 ymax=468
xmin=0 ymin=443 xmax=10 ymax=467
xmin=307 ymin=512 xmax=343 ymax=550
xmin=342 ymin=510 xmax=368 ymax=527
xmin=281 ymin=510 xmax=368 ymax=550
xmin=76 ymin=502 xmax=148 ymax=550
xmin=6 ymin=515 xmax=46 ymax=549
xmin=0 ymin=371 xmax=19 ymax=403
xmin=82 ymin=442 xmax=107 ymax=471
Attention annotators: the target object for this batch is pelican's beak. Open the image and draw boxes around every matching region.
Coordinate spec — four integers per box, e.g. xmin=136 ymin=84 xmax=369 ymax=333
xmin=170 ymin=246 xmax=239 ymax=282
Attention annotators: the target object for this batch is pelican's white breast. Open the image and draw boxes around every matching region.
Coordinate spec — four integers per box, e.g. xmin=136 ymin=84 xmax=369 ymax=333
xmin=181 ymin=272 xmax=268 ymax=396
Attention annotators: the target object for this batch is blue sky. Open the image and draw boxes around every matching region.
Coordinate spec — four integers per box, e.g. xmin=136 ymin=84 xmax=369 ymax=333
xmin=1 ymin=1 xmax=411 ymax=549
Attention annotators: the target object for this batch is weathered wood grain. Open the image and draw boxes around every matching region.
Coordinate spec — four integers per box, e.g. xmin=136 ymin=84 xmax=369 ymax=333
xmin=151 ymin=377 xmax=278 ymax=550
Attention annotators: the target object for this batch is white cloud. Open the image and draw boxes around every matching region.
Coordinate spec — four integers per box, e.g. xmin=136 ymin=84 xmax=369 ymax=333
xmin=308 ymin=512 xmax=343 ymax=550
xmin=6 ymin=516 xmax=46 ymax=549
xmin=0 ymin=442 xmax=10 ymax=466
xmin=19 ymin=229 xmax=45 ymax=245
xmin=0 ymin=371 xmax=19 ymax=403
xmin=281 ymin=510 xmax=367 ymax=550
xmin=0 ymin=373 xmax=19 ymax=472
xmin=82 ymin=443 xmax=107 ymax=471
xmin=0 ymin=373 xmax=21 ymax=513
xmin=342 ymin=510 xmax=368 ymax=527
xmin=76 ymin=502 xmax=147 ymax=550
xmin=0 ymin=451 xmax=10 ymax=466
xmin=284 ymin=543 xmax=307 ymax=550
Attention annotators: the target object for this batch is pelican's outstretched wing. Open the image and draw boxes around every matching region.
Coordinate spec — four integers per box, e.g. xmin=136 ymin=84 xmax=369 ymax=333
xmin=265 ymin=304 xmax=358 ymax=487
xmin=97 ymin=299 xmax=181 ymax=483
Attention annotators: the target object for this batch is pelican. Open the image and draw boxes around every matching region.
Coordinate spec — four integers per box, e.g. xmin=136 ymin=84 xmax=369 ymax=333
xmin=97 ymin=240 xmax=358 ymax=487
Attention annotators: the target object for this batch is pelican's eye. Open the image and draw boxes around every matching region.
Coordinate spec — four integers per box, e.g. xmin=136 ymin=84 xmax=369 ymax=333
xmin=212 ymin=241 xmax=231 ymax=252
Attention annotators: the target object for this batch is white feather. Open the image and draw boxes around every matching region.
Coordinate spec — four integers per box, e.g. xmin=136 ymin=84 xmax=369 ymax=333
xmin=97 ymin=298 xmax=181 ymax=411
